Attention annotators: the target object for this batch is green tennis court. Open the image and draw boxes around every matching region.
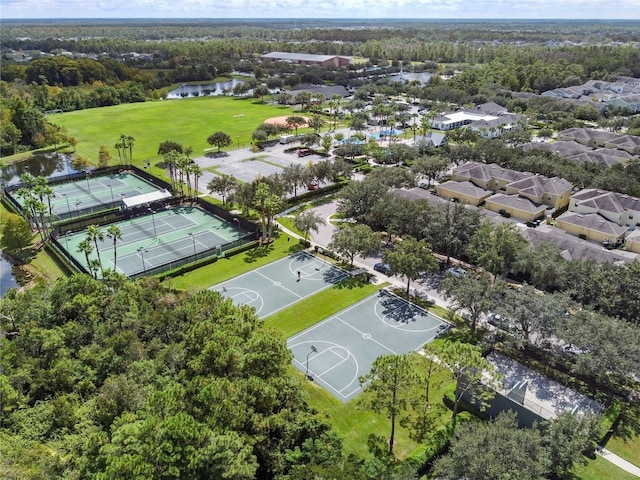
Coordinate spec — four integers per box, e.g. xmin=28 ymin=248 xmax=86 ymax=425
xmin=59 ymin=205 xmax=251 ymax=277
xmin=210 ymin=251 xmax=349 ymax=318
xmin=12 ymin=172 xmax=164 ymax=221
xmin=287 ymin=289 xmax=451 ymax=402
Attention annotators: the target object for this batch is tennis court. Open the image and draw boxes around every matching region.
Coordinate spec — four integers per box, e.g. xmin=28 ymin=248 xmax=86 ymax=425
xmin=210 ymin=251 xmax=348 ymax=318
xmin=59 ymin=205 xmax=251 ymax=277
xmin=12 ymin=172 xmax=165 ymax=221
xmin=287 ymin=289 xmax=451 ymax=402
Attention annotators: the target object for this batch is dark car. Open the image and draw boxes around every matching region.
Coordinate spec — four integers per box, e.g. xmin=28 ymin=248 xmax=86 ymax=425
xmin=298 ymin=148 xmax=313 ymax=157
xmin=307 ymin=182 xmax=319 ymax=190
xmin=373 ymin=262 xmax=393 ymax=275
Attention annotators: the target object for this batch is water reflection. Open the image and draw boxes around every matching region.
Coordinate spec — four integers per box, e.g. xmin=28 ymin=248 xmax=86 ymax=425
xmin=3 ymin=152 xmax=79 ymax=186
xmin=0 ymin=250 xmax=20 ymax=298
xmin=166 ymin=79 xmax=245 ymax=99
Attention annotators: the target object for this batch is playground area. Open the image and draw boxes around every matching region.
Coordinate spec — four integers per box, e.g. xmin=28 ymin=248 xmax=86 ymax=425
xmin=210 ymin=251 xmax=348 ymax=318
xmin=58 ymin=205 xmax=252 ymax=277
xmin=9 ymin=172 xmax=167 ymax=221
xmin=287 ymin=289 xmax=451 ymax=402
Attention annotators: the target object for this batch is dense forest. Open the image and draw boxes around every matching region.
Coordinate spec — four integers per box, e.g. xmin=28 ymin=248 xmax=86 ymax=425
xmin=0 ymin=274 xmax=359 ymax=479
xmin=2 ymin=19 xmax=639 ymax=155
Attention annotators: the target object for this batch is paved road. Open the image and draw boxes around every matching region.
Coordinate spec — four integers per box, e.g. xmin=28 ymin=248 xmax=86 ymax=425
xmin=304 ymin=199 xmax=452 ymax=310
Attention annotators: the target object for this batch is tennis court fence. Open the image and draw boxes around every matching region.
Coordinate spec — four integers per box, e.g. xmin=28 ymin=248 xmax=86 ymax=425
xmin=128 ymin=232 xmax=257 ymax=279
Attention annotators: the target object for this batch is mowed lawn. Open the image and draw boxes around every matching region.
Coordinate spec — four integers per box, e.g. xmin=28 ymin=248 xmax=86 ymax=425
xmin=54 ymin=96 xmax=293 ymax=165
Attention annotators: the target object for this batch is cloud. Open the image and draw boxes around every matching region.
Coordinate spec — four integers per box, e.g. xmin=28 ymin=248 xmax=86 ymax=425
xmin=0 ymin=0 xmax=638 ymax=18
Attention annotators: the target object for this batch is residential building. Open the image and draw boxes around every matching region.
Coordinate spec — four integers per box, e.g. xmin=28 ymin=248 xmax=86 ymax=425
xmin=555 ymin=211 xmax=627 ymax=245
xmin=484 ymin=193 xmax=547 ymax=222
xmin=504 ymin=175 xmax=572 ymax=210
xmin=435 ymin=181 xmax=493 ymax=206
xmin=452 ymin=162 xmax=530 ymax=191
xmin=414 ymin=132 xmax=448 ymax=149
xmin=569 ymin=189 xmax=640 ymax=228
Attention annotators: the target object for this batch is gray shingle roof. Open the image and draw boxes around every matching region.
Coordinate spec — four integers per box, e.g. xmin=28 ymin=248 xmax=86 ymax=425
xmin=507 ymin=175 xmax=572 ymax=196
xmin=437 ymin=180 xmax=492 ymax=199
xmin=556 ymin=212 xmax=628 ymax=236
xmin=523 ymin=225 xmax=636 ymax=264
xmin=486 ymin=193 xmax=546 ymax=214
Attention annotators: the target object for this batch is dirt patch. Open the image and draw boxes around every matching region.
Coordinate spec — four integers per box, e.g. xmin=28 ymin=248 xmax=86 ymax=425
xmin=264 ymin=115 xmax=310 ymax=127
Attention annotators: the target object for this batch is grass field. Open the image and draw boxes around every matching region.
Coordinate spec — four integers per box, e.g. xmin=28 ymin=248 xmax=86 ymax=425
xmin=573 ymin=455 xmax=639 ymax=480
xmin=605 ymin=433 xmax=640 ymax=466
xmin=302 ymin=361 xmax=454 ymax=460
xmin=52 ymin=96 xmax=294 ymax=167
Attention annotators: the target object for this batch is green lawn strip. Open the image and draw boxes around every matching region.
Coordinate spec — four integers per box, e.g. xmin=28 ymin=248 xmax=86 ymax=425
xmin=276 ymin=216 xmax=303 ymax=237
xmin=28 ymin=247 xmax=68 ymax=284
xmin=605 ymin=434 xmax=640 ymax=466
xmin=53 ymin=96 xmax=294 ymax=167
xmin=263 ymin=278 xmax=382 ymax=337
xmin=254 ymin=158 xmax=284 ymax=168
xmin=572 ymin=455 xmax=639 ymax=480
xmin=162 ymin=235 xmax=304 ymax=291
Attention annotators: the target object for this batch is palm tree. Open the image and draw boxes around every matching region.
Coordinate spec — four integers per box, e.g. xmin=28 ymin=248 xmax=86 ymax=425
xmin=85 ymin=225 xmax=105 ymax=275
xmin=190 ymin=164 xmax=203 ymax=200
xmin=265 ymin=194 xmax=283 ymax=240
xmin=254 ymin=182 xmax=271 ymax=242
xmin=294 ymin=210 xmax=326 ymax=242
xmin=106 ymin=225 xmax=123 ymax=272
xmin=77 ymin=239 xmax=94 ymax=273
xmin=33 ymin=176 xmax=54 ymax=231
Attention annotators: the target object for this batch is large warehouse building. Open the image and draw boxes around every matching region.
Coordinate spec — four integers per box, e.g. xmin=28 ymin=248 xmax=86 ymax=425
xmin=260 ymin=52 xmax=350 ymax=68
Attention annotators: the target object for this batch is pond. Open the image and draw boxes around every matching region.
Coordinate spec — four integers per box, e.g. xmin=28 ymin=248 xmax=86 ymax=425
xmin=2 ymin=152 xmax=80 ymax=187
xmin=0 ymin=250 xmax=20 ymax=298
xmin=1 ymin=152 xmax=81 ymax=297
xmin=166 ymin=79 xmax=245 ymax=99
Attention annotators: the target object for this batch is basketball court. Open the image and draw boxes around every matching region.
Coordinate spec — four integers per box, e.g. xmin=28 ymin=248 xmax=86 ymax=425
xmin=287 ymin=289 xmax=451 ymax=402
xmin=210 ymin=251 xmax=348 ymax=318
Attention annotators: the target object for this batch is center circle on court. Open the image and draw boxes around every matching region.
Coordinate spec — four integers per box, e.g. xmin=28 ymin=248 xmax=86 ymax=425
xmin=221 ymin=287 xmax=264 ymax=315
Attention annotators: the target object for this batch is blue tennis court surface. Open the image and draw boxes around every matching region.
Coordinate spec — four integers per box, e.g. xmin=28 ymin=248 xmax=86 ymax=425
xmin=287 ymin=289 xmax=451 ymax=402
xmin=210 ymin=251 xmax=349 ymax=318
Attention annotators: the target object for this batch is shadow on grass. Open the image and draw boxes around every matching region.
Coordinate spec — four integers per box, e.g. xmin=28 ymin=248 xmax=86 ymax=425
xmin=243 ymin=243 xmax=274 ymax=263
xmin=333 ymin=274 xmax=370 ymax=290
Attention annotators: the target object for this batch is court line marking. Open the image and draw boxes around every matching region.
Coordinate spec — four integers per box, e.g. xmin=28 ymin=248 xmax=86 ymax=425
xmin=335 ymin=314 xmax=398 ymax=355
xmin=287 ymin=292 xmax=384 ymax=343
xmin=209 ymin=253 xmax=350 ymax=318
xmin=289 ymin=341 xmax=360 ymax=399
xmin=255 ymin=270 xmax=303 ymax=299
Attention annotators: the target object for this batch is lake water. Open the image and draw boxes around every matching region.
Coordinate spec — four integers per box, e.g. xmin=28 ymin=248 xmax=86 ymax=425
xmin=3 ymin=152 xmax=79 ymax=186
xmin=1 ymin=152 xmax=81 ymax=297
xmin=166 ymin=79 xmax=245 ymax=99
xmin=0 ymin=250 xmax=20 ymax=297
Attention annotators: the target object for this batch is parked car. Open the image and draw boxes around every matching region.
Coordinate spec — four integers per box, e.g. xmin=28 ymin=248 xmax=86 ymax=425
xmin=446 ymin=267 xmax=467 ymax=278
xmin=298 ymin=148 xmax=313 ymax=157
xmin=307 ymin=182 xmax=319 ymax=190
xmin=487 ymin=312 xmax=516 ymax=332
xmin=563 ymin=344 xmax=588 ymax=355
xmin=374 ymin=262 xmax=393 ymax=275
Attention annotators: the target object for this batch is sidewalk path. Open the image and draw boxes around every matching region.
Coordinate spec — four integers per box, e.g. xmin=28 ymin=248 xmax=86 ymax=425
xmin=597 ymin=447 xmax=640 ymax=477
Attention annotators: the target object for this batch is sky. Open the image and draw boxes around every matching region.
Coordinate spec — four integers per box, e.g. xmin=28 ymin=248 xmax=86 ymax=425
xmin=0 ymin=0 xmax=639 ymax=19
